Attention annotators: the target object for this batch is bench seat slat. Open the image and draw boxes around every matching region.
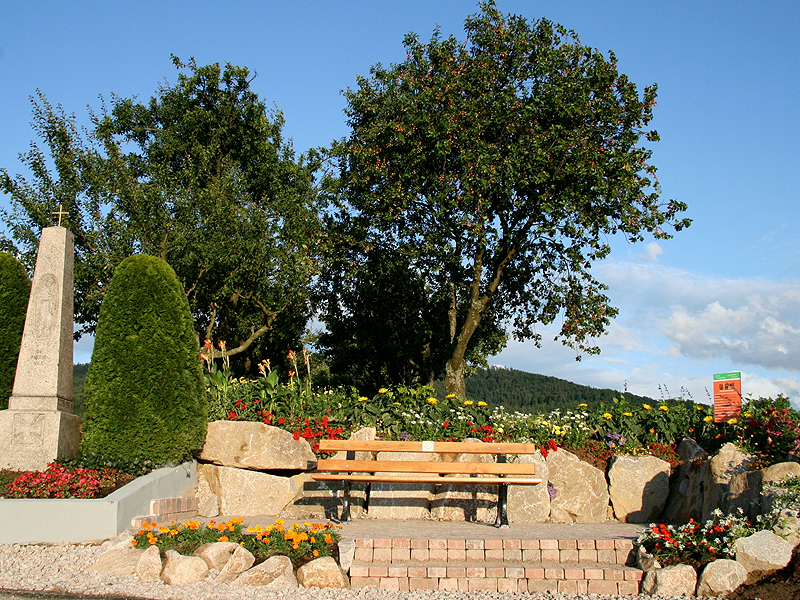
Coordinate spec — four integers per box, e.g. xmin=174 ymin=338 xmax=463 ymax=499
xmin=315 ymin=459 xmax=535 ymax=476
xmin=318 ymin=439 xmax=540 ymax=454
xmin=311 ymin=473 xmax=542 ymax=485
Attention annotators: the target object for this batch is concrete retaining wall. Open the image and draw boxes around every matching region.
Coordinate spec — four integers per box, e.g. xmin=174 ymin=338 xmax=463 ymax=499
xmin=0 ymin=461 xmax=196 ymax=544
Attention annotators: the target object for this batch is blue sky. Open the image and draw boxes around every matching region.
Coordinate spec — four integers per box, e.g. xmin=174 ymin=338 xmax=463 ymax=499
xmin=2 ymin=1 xmax=799 ymax=403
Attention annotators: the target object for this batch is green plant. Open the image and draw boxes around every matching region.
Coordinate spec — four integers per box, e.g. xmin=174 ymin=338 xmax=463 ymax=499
xmin=57 ymin=453 xmax=157 ymax=477
xmin=81 ymin=255 xmax=206 ymax=464
xmin=0 ymin=251 xmax=30 ymax=409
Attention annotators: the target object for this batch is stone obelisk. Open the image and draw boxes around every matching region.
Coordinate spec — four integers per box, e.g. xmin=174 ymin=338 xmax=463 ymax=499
xmin=0 ymin=226 xmax=81 ymax=470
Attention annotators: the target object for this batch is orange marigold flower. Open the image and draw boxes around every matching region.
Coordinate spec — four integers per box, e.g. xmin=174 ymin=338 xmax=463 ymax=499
xmin=219 ymin=536 xmax=229 ymax=542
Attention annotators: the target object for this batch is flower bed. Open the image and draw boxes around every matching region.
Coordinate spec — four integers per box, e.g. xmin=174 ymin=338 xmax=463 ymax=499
xmin=1 ymin=463 xmax=134 ymax=499
xmin=133 ymin=517 xmax=341 ymax=566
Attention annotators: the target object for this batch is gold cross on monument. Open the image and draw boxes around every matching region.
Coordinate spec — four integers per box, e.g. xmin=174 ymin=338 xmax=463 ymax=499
xmin=51 ymin=203 xmax=67 ymax=227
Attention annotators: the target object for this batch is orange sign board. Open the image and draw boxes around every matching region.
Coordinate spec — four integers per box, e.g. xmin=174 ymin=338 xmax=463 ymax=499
xmin=713 ymin=372 xmax=742 ymax=423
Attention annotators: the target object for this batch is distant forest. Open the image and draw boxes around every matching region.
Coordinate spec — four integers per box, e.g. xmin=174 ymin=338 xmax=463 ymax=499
xmin=435 ymin=366 xmax=654 ymax=413
xmin=73 ymin=363 xmax=653 ymax=418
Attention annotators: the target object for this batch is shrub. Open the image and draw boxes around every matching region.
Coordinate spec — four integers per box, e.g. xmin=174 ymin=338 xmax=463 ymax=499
xmin=0 ymin=252 xmax=31 ymax=409
xmin=81 ymin=255 xmax=206 ymax=463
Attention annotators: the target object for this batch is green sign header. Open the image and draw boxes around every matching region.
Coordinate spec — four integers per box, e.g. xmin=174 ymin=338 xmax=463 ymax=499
xmin=713 ymin=372 xmax=741 ymax=381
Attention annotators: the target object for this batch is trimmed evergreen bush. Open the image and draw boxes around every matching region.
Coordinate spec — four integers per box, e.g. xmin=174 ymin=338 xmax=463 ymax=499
xmin=0 ymin=252 xmax=31 ymax=409
xmin=81 ymin=255 xmax=206 ymax=463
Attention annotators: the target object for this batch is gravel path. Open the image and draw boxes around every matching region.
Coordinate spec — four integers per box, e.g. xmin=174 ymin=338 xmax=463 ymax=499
xmin=0 ymin=542 xmax=704 ymax=600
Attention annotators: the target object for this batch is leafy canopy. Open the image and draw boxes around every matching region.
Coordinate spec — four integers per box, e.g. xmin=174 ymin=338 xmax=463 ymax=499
xmin=1 ymin=57 xmax=320 ymax=371
xmin=334 ymin=2 xmax=689 ymax=396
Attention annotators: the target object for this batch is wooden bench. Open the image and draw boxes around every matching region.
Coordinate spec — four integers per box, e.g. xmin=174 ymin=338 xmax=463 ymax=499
xmin=312 ymin=440 xmax=543 ymax=527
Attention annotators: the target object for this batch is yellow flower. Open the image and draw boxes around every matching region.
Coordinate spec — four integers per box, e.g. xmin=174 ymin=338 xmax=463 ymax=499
xmin=393 ymin=402 xmax=401 ymax=406
xmin=464 ymin=400 xmax=474 ymax=406
xmin=704 ymin=415 xmax=713 ymax=422
xmin=427 ymin=397 xmax=437 ymax=405
xmin=603 ymin=413 xmax=613 ymax=420
xmin=744 ymin=412 xmax=752 ymax=418
xmin=446 ymin=393 xmax=456 ymax=399
xmin=643 ymin=404 xmax=652 ymax=410
xmin=696 ymin=405 xmax=705 ymax=411
xmin=623 ymin=412 xmax=633 ymax=417
xmin=358 ymin=396 xmax=368 ymax=402
xmin=727 ymin=418 xmax=738 ymax=425
xmin=274 ymin=518 xmax=284 ymax=525
xmin=478 ymin=401 xmax=487 ymax=407
xmin=659 ymin=406 xmax=669 ymax=412
xmin=578 ymin=403 xmax=588 ymax=408
xmin=378 ymin=388 xmax=388 ymax=394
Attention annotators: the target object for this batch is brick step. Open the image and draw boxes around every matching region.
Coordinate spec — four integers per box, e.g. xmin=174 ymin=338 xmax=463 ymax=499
xmin=352 ymin=536 xmax=636 ymax=567
xmin=349 ymin=561 xmax=643 ymax=594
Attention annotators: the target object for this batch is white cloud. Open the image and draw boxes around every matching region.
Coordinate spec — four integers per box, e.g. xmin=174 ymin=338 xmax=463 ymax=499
xmin=645 ymin=242 xmax=663 ymax=262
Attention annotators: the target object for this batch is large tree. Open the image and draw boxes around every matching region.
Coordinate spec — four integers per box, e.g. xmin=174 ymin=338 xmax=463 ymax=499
xmin=334 ymin=2 xmax=689 ymax=398
xmin=1 ymin=57 xmax=320 ymax=371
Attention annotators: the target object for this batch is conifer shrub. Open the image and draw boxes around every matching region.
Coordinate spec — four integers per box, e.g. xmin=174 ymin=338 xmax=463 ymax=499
xmin=81 ymin=255 xmax=206 ymax=463
xmin=0 ymin=252 xmax=31 ymax=409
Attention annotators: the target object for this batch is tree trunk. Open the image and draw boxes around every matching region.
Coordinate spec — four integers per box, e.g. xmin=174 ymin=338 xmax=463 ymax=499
xmin=445 ymin=354 xmax=467 ymax=400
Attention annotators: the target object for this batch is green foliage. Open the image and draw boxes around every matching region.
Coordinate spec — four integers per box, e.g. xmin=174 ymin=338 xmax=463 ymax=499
xmin=57 ymin=452 xmax=157 ymax=477
xmin=315 ymin=246 xmax=506 ymax=394
xmin=81 ymin=255 xmax=206 ymax=463
xmin=1 ymin=57 xmax=319 ymax=373
xmin=0 ymin=252 xmax=31 ymax=409
xmin=72 ymin=362 xmax=89 ymax=416
xmin=331 ymin=2 xmax=689 ymax=398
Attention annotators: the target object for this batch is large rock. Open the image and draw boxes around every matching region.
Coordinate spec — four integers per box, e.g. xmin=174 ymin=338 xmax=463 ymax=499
xmin=663 ymin=438 xmax=708 ymax=523
xmin=99 ymin=530 xmax=135 ymax=554
xmin=727 ymin=470 xmax=763 ymax=520
xmin=546 ymin=448 xmax=609 ymax=523
xmin=702 ymin=443 xmax=755 ymax=520
xmin=160 ymin=550 xmax=209 ymax=585
xmin=296 ymin=556 xmax=349 ymax=588
xmin=507 ymin=451 xmax=550 ymax=523
xmin=368 ymin=451 xmax=439 ymax=519
xmin=641 ymin=563 xmax=697 ymax=597
xmin=195 ymin=541 xmax=241 ymax=569
xmin=431 ymin=440 xmax=498 ymax=522
xmin=198 ymin=463 xmax=300 ymax=516
xmin=608 ymin=455 xmax=670 ymax=523
xmin=734 ymin=530 xmax=794 ymax=574
xmin=231 ymin=555 xmax=298 ymax=589
xmin=761 ymin=461 xmax=800 ymax=513
xmin=216 ymin=546 xmax=255 ymax=583
xmin=200 ymin=420 xmax=316 ymax=470
xmin=696 ymin=559 xmax=748 ymax=597
xmin=136 ymin=545 xmax=163 ymax=583
xmin=87 ymin=547 xmax=141 ymax=575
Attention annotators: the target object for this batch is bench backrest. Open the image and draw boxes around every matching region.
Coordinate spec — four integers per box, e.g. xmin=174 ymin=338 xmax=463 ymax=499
xmin=317 ymin=439 xmax=540 ymax=455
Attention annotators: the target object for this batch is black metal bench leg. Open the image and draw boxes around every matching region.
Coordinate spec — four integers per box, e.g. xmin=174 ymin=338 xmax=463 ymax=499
xmin=496 ymin=482 xmax=509 ymax=528
xmin=341 ymin=480 xmax=351 ymax=522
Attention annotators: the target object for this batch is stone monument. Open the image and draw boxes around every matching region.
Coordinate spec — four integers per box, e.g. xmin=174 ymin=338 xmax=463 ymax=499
xmin=0 ymin=225 xmax=81 ymax=470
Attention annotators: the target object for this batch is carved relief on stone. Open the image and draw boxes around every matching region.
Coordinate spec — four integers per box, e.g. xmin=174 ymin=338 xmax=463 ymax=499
xmin=30 ymin=273 xmax=60 ymax=341
xmin=12 ymin=413 xmax=45 ymax=446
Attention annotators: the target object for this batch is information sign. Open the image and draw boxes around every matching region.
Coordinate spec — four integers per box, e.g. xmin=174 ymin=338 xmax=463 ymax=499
xmin=713 ymin=372 xmax=742 ymax=423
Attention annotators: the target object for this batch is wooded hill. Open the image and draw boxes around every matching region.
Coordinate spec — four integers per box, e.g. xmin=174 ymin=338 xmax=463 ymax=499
xmin=437 ymin=366 xmax=654 ymax=413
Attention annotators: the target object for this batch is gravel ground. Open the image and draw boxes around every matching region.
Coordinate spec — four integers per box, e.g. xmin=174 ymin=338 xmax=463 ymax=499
xmin=0 ymin=542 xmax=706 ymax=600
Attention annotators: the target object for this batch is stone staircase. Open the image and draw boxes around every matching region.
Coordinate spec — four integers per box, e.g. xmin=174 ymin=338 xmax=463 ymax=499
xmin=346 ymin=534 xmax=644 ymax=594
